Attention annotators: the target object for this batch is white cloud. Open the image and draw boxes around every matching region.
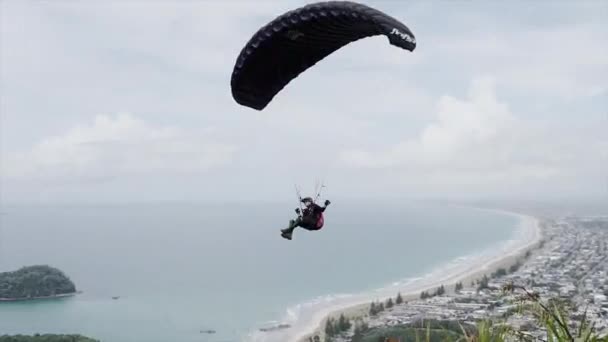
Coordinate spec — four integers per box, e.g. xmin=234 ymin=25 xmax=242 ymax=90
xmin=3 ymin=113 xmax=237 ymax=183
xmin=338 ymin=75 xmax=605 ymax=196
xmin=340 ymin=76 xmax=516 ymax=167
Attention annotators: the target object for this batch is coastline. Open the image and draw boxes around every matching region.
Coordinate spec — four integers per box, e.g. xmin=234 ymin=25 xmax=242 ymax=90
xmin=291 ymin=209 xmax=543 ymax=342
xmin=0 ymin=291 xmax=79 ymax=302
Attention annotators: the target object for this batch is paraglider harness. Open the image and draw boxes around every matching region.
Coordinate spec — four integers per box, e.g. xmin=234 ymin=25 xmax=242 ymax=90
xmin=295 ymin=183 xmax=327 ymax=231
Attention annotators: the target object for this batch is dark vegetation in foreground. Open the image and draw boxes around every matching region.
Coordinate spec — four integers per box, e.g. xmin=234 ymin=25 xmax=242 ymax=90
xmin=0 ymin=335 xmax=98 ymax=342
xmin=316 ymin=284 xmax=608 ymax=342
xmin=0 ymin=265 xmax=76 ymax=300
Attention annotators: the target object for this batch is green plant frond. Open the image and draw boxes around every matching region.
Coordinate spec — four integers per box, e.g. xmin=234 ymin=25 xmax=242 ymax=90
xmin=477 ymin=321 xmax=490 ymax=342
xmin=580 ymin=321 xmax=596 ymax=342
xmin=547 ymin=329 xmax=554 ymax=342
xmin=458 ymin=322 xmax=470 ymax=341
xmin=577 ymin=308 xmax=589 ymax=338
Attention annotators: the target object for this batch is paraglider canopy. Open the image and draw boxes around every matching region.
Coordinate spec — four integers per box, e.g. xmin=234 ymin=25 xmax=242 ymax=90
xmin=230 ymin=1 xmax=416 ymax=111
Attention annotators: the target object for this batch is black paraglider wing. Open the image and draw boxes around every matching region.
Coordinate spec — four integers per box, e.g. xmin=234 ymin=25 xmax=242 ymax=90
xmin=230 ymin=1 xmax=416 ymax=111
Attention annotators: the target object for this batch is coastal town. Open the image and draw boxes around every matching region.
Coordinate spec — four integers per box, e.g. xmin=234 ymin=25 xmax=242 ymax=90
xmin=316 ymin=215 xmax=608 ymax=341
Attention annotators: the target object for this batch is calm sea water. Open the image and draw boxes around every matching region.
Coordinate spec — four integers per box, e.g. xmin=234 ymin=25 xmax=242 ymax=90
xmin=0 ymin=201 xmax=517 ymax=341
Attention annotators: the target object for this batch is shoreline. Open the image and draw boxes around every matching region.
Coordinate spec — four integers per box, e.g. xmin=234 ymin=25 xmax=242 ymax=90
xmin=0 ymin=291 xmax=79 ymax=302
xmin=291 ymin=208 xmax=543 ymax=342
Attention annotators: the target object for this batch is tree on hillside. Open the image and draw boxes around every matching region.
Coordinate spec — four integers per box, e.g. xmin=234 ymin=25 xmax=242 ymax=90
xmin=455 ymin=282 xmax=463 ymax=292
xmin=434 ymin=285 xmax=445 ymax=296
xmin=396 ymin=292 xmax=403 ymax=304
xmin=338 ymin=313 xmax=351 ymax=332
xmin=325 ymin=317 xmax=335 ymax=336
xmin=477 ymin=275 xmax=489 ymax=290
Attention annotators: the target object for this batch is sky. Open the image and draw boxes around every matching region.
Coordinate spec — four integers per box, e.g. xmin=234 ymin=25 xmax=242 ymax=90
xmin=1 ymin=0 xmax=607 ymax=204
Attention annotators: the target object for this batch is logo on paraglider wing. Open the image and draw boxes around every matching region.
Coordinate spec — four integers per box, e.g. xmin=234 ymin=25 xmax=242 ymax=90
xmin=286 ymin=29 xmax=305 ymax=40
xmin=390 ymin=28 xmax=416 ymax=44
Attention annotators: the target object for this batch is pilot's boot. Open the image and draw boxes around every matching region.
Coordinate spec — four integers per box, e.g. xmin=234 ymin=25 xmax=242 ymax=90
xmin=281 ymin=220 xmax=296 ymax=240
xmin=281 ymin=230 xmax=293 ymax=240
xmin=282 ymin=219 xmax=299 ymax=232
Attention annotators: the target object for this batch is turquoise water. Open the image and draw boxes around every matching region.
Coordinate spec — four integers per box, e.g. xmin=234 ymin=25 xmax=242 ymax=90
xmin=0 ymin=201 xmax=518 ymax=341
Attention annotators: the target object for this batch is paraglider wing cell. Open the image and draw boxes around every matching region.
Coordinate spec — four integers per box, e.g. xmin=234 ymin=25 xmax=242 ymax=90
xmin=230 ymin=1 xmax=416 ymax=110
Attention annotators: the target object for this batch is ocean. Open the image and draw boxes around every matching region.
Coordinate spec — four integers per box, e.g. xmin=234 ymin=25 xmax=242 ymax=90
xmin=0 ymin=201 xmax=519 ymax=342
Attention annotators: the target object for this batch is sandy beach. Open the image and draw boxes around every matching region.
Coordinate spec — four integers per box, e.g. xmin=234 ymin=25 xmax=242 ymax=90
xmin=290 ymin=210 xmax=543 ymax=342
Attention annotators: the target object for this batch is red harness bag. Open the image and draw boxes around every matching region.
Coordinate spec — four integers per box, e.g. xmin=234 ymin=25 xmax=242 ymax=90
xmin=315 ymin=212 xmax=324 ymax=230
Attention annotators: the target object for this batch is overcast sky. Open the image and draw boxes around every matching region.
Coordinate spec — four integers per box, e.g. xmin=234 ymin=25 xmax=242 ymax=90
xmin=1 ymin=0 xmax=606 ymax=204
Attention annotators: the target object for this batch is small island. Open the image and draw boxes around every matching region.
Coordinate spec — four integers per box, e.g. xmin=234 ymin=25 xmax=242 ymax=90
xmin=0 ymin=334 xmax=98 ymax=342
xmin=0 ymin=265 xmax=77 ymax=301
